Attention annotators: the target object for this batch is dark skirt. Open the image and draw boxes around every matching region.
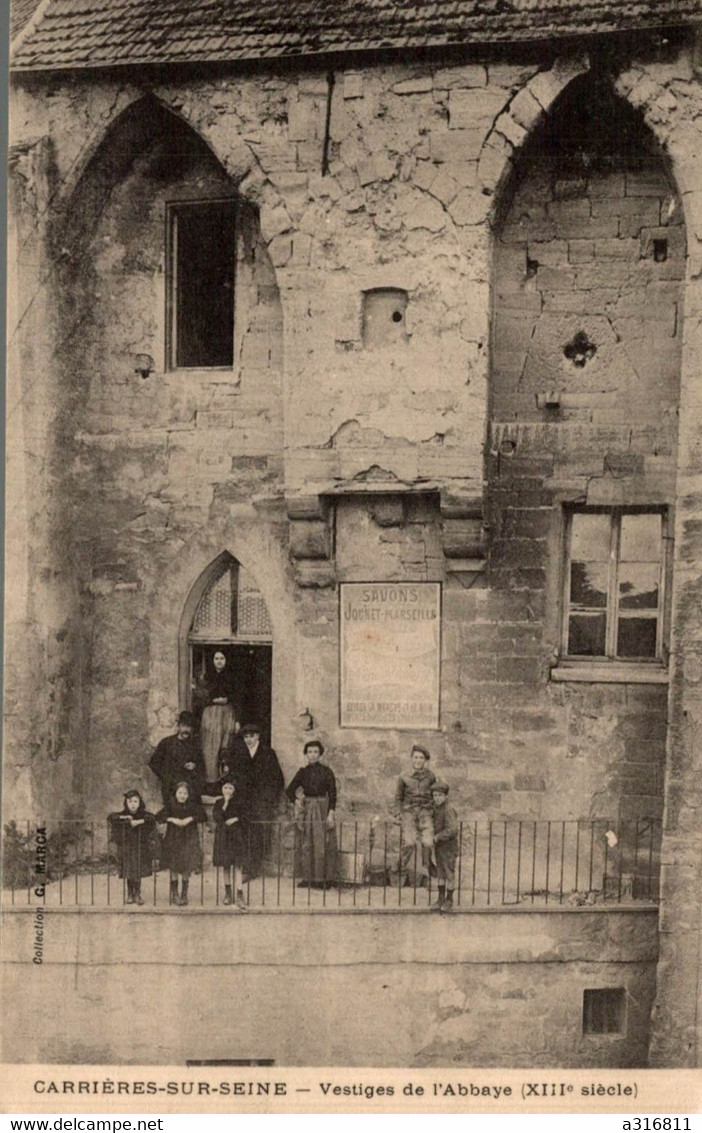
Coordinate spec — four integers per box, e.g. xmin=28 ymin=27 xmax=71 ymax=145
xmin=213 ymin=818 xmax=249 ymax=869
xmin=109 ymin=818 xmax=155 ymax=879
xmin=295 ymin=797 xmax=338 ymax=883
xmin=159 ymin=821 xmax=202 ymax=874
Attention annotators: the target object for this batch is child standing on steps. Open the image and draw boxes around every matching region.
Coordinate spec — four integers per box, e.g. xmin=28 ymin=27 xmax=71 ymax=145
xmin=108 ymin=790 xmax=157 ymax=905
xmin=156 ymin=781 xmax=206 ymax=906
xmin=431 ymin=781 xmax=459 ymax=912
xmin=212 ymin=777 xmax=248 ymax=910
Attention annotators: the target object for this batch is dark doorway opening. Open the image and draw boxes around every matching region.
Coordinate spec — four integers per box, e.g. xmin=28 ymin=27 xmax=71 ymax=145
xmin=185 ymin=553 xmax=274 ymax=746
xmin=191 ymin=642 xmax=272 ymax=746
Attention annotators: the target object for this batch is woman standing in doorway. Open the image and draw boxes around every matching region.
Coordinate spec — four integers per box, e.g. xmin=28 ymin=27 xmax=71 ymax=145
xmin=200 ymin=650 xmax=239 ymax=788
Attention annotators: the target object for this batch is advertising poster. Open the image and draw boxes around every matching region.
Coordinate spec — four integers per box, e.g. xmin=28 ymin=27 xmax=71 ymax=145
xmin=340 ymin=583 xmax=441 ymax=730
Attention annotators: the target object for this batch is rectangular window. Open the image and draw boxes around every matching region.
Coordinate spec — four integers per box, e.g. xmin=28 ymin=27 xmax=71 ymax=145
xmin=167 ymin=200 xmax=236 ymax=369
xmin=582 ymin=988 xmax=626 ymax=1035
xmin=563 ymin=509 xmax=666 ymax=662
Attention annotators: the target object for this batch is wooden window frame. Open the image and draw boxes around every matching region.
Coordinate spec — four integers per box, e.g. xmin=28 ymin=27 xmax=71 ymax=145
xmin=582 ymin=987 xmax=627 ymax=1037
xmin=561 ymin=507 xmax=669 ymax=665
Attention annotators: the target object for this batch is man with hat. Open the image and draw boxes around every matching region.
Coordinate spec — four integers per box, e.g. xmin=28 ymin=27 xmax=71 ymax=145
xmin=149 ymin=711 xmax=206 ymax=804
xmin=228 ymin=723 xmax=284 ymax=877
xmin=432 ymin=780 xmax=458 ymax=912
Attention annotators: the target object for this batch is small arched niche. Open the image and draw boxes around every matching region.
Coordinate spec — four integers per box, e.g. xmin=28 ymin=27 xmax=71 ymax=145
xmin=362 ymin=287 xmax=409 ymax=348
xmin=491 ymin=72 xmax=685 ymax=430
xmin=181 ymin=552 xmax=274 ymax=744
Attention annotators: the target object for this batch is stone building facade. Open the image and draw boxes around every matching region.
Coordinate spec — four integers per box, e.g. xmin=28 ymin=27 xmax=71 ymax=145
xmin=6 ymin=0 xmax=702 ymax=1067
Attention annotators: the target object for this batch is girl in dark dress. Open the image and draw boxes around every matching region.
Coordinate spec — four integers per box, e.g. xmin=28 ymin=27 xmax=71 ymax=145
xmin=108 ymin=790 xmax=157 ymax=905
xmin=285 ymin=741 xmax=338 ymax=888
xmin=156 ymin=781 xmax=206 ymax=906
xmin=212 ymin=777 xmax=248 ymax=910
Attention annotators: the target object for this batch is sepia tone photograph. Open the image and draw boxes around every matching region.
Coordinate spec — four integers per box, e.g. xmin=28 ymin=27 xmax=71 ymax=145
xmin=3 ymin=0 xmax=702 ymax=1089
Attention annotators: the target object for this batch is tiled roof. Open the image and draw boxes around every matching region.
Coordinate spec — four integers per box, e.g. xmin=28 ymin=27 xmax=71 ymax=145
xmin=10 ymin=0 xmax=46 ymax=42
xmin=11 ymin=0 xmax=702 ymax=71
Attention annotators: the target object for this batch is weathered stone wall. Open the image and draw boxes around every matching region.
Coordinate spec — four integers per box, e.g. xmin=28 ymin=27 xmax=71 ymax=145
xmin=471 ymin=74 xmax=685 ymax=825
xmin=6 ymin=36 xmax=702 ymax=1065
xmin=634 ymin=48 xmax=702 ymax=1069
xmin=3 ymin=907 xmax=657 ymax=1067
xmin=8 ymin=52 xmax=691 ymax=825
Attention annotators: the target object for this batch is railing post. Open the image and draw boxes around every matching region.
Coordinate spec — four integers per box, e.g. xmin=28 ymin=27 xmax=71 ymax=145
xmin=456 ymin=821 xmax=463 ymax=908
xmin=471 ymin=821 xmax=478 ymax=907
xmin=26 ymin=819 xmax=32 ymax=906
xmin=648 ymin=819 xmax=655 ymax=901
xmin=367 ymin=821 xmax=373 ymax=908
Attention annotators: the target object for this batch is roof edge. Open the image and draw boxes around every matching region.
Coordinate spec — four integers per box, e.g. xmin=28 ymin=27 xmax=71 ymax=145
xmin=9 ymin=18 xmax=698 ymax=75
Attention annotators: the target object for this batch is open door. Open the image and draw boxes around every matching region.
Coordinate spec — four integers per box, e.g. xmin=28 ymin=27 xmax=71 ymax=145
xmin=186 ymin=554 xmax=273 ymax=745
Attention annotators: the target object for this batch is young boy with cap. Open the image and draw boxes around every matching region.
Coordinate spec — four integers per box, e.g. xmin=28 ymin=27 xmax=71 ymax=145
xmin=432 ymin=781 xmax=458 ymax=911
xmin=393 ymin=745 xmax=436 ymax=884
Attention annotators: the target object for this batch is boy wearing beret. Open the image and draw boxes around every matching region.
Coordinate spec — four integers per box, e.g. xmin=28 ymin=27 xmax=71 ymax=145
xmin=432 ymin=781 xmax=458 ymax=911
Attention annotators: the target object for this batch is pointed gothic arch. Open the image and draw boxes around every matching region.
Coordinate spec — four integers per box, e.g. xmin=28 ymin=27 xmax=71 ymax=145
xmin=490 ymin=68 xmax=686 ymax=423
xmin=179 ymin=552 xmax=274 ymax=744
xmin=57 ymin=94 xmax=234 ymax=255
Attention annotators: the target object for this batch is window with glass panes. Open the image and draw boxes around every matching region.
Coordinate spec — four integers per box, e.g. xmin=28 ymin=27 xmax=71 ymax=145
xmin=563 ymin=510 xmax=666 ymax=661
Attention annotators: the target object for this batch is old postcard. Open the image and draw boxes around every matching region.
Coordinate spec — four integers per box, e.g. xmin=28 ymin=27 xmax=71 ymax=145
xmin=3 ymin=0 xmax=702 ymax=1115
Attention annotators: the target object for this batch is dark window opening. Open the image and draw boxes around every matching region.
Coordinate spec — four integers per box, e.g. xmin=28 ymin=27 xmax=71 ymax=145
xmin=168 ymin=200 xmax=236 ymax=368
xmin=583 ymin=988 xmax=626 ymax=1035
xmin=653 ymin=238 xmax=668 ymax=263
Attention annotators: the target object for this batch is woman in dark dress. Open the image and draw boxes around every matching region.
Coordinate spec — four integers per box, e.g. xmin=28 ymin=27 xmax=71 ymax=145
xmin=200 ymin=651 xmax=239 ymax=787
xmin=285 ymin=741 xmax=338 ymax=888
xmin=212 ymin=777 xmax=248 ymax=910
xmin=108 ymin=790 xmax=157 ymax=905
xmin=156 ymin=781 xmax=206 ymax=906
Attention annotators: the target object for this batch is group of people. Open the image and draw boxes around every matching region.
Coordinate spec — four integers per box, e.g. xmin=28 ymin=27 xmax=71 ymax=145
xmin=109 ymin=736 xmax=457 ymax=911
xmin=108 ymin=651 xmax=457 ymax=912
xmin=109 ymin=710 xmax=337 ymax=909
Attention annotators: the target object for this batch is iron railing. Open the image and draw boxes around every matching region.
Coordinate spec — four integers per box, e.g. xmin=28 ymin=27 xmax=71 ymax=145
xmin=3 ymin=817 xmax=661 ymax=910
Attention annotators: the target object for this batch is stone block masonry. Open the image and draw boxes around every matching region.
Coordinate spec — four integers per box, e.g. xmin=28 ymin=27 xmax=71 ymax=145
xmin=3 ymin=907 xmax=657 ymax=1068
xmin=7 ymin=35 xmax=702 ymax=1069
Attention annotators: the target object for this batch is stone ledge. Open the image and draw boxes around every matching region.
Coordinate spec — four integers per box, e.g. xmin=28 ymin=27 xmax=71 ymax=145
xmin=3 ymin=906 xmax=659 ymax=967
xmin=551 ymin=663 xmax=669 ymax=685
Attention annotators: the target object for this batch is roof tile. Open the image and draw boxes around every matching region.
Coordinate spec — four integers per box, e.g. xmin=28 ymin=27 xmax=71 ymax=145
xmin=11 ymin=0 xmax=702 ymax=69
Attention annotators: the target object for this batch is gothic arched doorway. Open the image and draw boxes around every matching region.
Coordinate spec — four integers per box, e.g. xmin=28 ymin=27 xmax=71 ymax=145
xmin=186 ymin=553 xmax=273 ymax=745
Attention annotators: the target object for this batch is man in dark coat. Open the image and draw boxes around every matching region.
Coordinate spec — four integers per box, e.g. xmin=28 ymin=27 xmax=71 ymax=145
xmin=149 ymin=711 xmax=206 ymax=804
xmin=228 ymin=723 xmax=284 ymax=877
